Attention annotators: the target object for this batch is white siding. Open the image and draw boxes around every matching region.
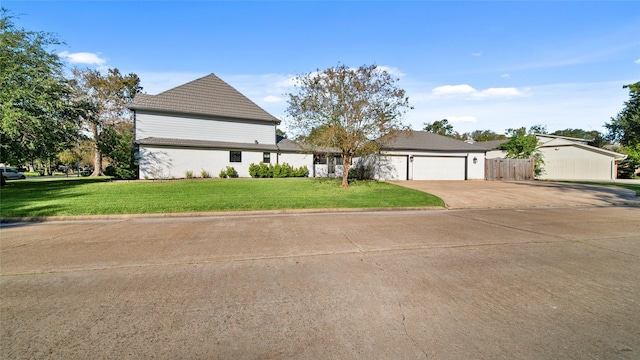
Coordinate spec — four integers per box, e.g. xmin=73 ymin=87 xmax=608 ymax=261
xmin=538 ymin=146 xmax=615 ymax=180
xmin=466 ymin=152 xmax=486 ymax=180
xmin=375 ymin=155 xmax=408 ymax=180
xmin=139 ymin=146 xmax=272 ymax=179
xmin=278 ymin=153 xmax=313 ymax=176
xmin=136 ymin=111 xmax=276 ymax=145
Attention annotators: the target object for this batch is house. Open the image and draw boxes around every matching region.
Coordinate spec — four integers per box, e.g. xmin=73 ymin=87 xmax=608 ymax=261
xmin=479 ymin=134 xmax=627 ymax=180
xmin=128 ymin=74 xmax=486 ymax=181
xmin=128 ymin=73 xmax=283 ymax=179
xmin=369 ymin=131 xmax=487 ymax=181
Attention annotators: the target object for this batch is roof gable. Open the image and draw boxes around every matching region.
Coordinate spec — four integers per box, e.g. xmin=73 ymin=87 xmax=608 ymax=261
xmin=128 ymin=73 xmax=280 ymax=124
xmin=537 ymin=137 xmax=626 ymax=159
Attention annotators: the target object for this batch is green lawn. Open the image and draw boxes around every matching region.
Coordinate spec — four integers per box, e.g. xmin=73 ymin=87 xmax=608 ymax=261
xmin=0 ymin=178 xmax=444 ymax=217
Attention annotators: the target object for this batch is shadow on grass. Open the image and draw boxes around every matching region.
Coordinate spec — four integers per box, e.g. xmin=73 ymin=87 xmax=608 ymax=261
xmin=0 ymin=178 xmax=111 ymax=218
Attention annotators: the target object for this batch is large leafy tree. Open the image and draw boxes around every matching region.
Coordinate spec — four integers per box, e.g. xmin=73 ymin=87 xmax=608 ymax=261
xmin=286 ymin=64 xmax=412 ymax=187
xmin=606 ymin=82 xmax=640 ymax=147
xmin=606 ymin=81 xmax=640 ymax=177
xmin=72 ymin=68 xmax=142 ymax=176
xmin=0 ymin=9 xmax=82 ymax=168
xmin=462 ymin=129 xmax=506 ymax=142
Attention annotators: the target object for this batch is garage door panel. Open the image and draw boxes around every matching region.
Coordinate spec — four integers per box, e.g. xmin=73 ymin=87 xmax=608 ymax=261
xmin=413 ymin=157 xmax=465 ymax=180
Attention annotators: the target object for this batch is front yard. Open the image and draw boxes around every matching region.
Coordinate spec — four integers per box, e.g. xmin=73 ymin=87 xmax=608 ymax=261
xmin=0 ymin=178 xmax=444 ymax=217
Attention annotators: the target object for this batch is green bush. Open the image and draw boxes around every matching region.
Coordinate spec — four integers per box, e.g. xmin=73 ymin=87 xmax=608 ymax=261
xmin=185 ymin=170 xmax=194 ymax=179
xmin=248 ymin=162 xmax=308 ymax=178
xmin=200 ymin=169 xmax=211 ymax=178
xmin=219 ymin=166 xmax=238 ymax=178
xmin=105 ymin=165 xmax=137 ymax=180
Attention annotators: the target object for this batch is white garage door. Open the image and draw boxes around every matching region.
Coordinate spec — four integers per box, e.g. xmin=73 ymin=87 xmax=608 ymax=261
xmin=376 ymin=156 xmax=408 ymax=180
xmin=412 ymin=156 xmax=466 ymax=180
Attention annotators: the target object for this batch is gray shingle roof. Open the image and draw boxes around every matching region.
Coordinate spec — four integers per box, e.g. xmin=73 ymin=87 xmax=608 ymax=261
xmin=382 ymin=131 xmax=488 ymax=152
xmin=128 ymin=73 xmax=280 ymax=124
xmin=473 ymin=139 xmax=509 ymax=151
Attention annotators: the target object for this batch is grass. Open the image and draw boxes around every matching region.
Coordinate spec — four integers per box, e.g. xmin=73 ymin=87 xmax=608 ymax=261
xmin=0 ymin=177 xmax=444 ymax=217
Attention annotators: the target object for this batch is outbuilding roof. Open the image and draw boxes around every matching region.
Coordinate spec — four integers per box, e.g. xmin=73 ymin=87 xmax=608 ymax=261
xmin=128 ymin=73 xmax=280 ymax=124
xmin=382 ymin=131 xmax=487 ymax=152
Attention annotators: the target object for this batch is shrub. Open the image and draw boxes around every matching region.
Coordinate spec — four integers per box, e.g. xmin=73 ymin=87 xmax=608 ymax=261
xmin=248 ymin=163 xmax=308 ymax=178
xmin=200 ymin=169 xmax=211 ymax=178
xmin=219 ymin=166 xmax=238 ymax=178
xmin=105 ymin=165 xmax=137 ymax=180
xmin=185 ymin=170 xmax=194 ymax=179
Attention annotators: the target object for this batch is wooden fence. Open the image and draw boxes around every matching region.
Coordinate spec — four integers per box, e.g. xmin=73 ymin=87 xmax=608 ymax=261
xmin=485 ymin=158 xmax=534 ymax=181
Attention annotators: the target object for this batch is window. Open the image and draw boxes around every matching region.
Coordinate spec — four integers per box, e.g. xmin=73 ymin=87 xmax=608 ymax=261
xmin=314 ymin=155 xmax=327 ymax=164
xmin=230 ymin=151 xmax=242 ymax=162
xmin=263 ymin=152 xmax=271 ymax=163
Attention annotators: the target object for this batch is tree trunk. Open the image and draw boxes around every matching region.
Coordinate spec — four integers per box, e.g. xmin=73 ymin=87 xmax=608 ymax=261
xmin=90 ymin=123 xmax=104 ymax=176
xmin=341 ymin=154 xmax=352 ymax=188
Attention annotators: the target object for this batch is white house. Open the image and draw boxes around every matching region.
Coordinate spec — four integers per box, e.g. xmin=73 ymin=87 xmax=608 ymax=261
xmin=129 ymin=73 xmax=284 ymax=179
xmin=129 ymin=74 xmax=486 ymax=180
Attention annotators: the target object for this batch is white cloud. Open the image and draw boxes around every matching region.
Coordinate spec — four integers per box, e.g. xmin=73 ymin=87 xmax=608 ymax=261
xmin=501 ymin=73 xmax=510 ymax=78
xmin=635 ymin=58 xmax=640 ymax=64
xmin=472 ymin=52 xmax=482 ymax=57
xmin=432 ymin=84 xmax=528 ymax=99
xmin=376 ymin=65 xmax=406 ymax=77
xmin=59 ymin=51 xmax=106 ymax=65
xmin=432 ymin=84 xmax=476 ymax=96
xmin=476 ymin=87 xmax=527 ymax=98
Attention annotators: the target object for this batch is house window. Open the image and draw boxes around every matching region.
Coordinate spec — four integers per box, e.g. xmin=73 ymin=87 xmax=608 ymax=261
xmin=314 ymin=155 xmax=327 ymax=164
xmin=230 ymin=151 xmax=242 ymax=162
xmin=263 ymin=152 xmax=271 ymax=163
xmin=334 ymin=156 xmax=343 ymax=165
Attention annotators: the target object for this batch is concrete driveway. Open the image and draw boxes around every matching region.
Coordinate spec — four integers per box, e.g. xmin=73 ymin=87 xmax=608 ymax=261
xmin=2 ymin=207 xmax=639 ymax=359
xmin=391 ymin=180 xmax=640 ymax=209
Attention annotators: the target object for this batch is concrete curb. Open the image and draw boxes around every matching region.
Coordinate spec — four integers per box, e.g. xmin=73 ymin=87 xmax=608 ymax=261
xmin=0 ymin=206 xmax=446 ymax=223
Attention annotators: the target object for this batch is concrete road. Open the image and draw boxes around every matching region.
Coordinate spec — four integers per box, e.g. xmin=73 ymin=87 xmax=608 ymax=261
xmin=2 ymin=207 xmax=639 ymax=359
xmin=392 ymin=180 xmax=640 ymax=209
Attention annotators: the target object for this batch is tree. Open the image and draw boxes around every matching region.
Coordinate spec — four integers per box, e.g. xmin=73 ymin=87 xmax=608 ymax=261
xmin=499 ymin=126 xmax=544 ymax=176
xmin=606 ymin=82 xmax=640 ymax=148
xmin=463 ymin=129 xmax=506 ymax=142
xmin=286 ymin=64 xmax=412 ymax=187
xmin=99 ymin=122 xmax=137 ymax=179
xmin=0 ymin=9 xmax=82 ymax=168
xmin=606 ymin=82 xmax=640 ymax=177
xmin=423 ymin=119 xmax=457 ymax=138
xmin=72 ymin=68 xmax=142 ymax=176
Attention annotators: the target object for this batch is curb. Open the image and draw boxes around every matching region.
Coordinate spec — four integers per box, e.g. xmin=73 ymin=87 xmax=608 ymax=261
xmin=0 ymin=206 xmax=446 ymax=223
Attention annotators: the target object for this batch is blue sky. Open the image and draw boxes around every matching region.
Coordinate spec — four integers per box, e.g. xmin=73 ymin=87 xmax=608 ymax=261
xmin=6 ymin=1 xmax=640 ymax=136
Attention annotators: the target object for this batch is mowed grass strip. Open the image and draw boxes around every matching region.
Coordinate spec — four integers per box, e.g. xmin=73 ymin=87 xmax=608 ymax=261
xmin=0 ymin=178 xmax=444 ymax=217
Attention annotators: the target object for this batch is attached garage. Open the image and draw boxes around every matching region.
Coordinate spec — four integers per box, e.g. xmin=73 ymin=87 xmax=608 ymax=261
xmin=374 ymin=131 xmax=486 ymax=181
xmin=412 ymin=156 xmax=466 ymax=180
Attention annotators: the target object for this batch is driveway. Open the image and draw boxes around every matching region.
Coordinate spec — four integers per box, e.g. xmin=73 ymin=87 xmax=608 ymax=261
xmin=2 ymin=208 xmax=639 ymax=359
xmin=391 ymin=180 xmax=640 ymax=209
